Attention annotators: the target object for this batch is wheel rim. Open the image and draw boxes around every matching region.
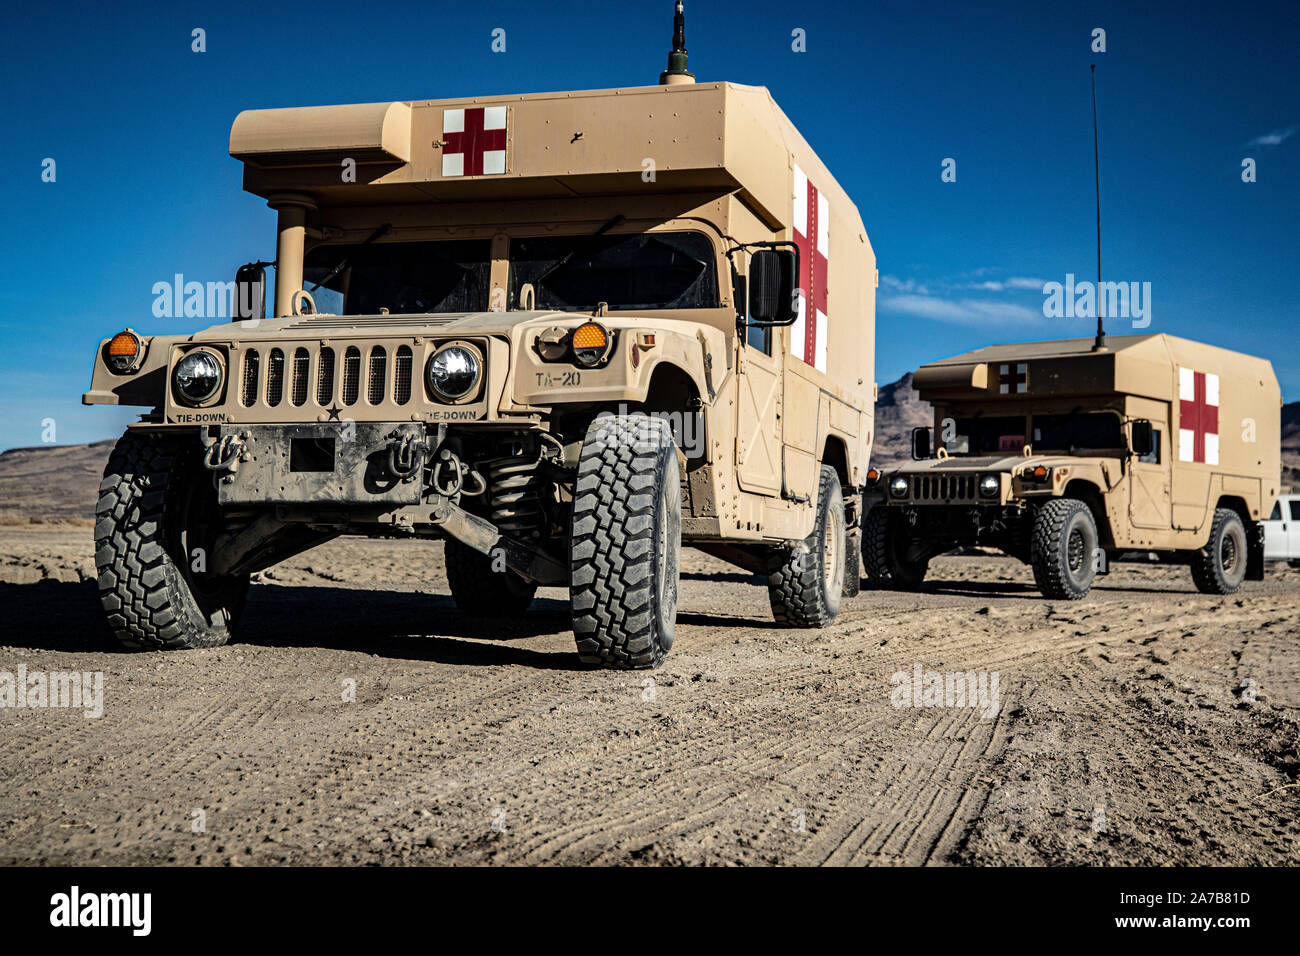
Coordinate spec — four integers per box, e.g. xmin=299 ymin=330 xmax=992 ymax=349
xmin=1221 ymin=532 xmax=1238 ymax=573
xmin=823 ymin=511 xmax=841 ymax=592
xmin=1067 ymin=527 xmax=1086 ymax=573
xmin=658 ymin=470 xmax=679 ymax=627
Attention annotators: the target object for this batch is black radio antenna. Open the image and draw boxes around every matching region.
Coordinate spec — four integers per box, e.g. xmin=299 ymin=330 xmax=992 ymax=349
xmin=1090 ymin=64 xmax=1107 ymax=351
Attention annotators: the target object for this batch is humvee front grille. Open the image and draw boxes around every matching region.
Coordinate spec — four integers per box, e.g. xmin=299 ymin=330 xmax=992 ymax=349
xmin=209 ymin=338 xmax=482 ymax=420
xmin=367 ymin=347 xmax=386 ymax=405
xmin=912 ymin=474 xmax=977 ymax=502
xmin=394 ymin=346 xmax=412 ymax=405
xmin=291 ymin=348 xmax=310 ymax=406
xmin=342 ymin=347 xmax=361 ymax=406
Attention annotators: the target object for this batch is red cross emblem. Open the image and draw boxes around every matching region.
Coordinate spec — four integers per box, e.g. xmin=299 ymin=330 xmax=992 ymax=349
xmin=442 ymin=106 xmax=507 ymax=177
xmin=998 ymin=362 xmax=1028 ymax=394
xmin=1178 ymin=367 xmax=1219 ymax=464
xmin=791 ymin=165 xmax=829 ymax=372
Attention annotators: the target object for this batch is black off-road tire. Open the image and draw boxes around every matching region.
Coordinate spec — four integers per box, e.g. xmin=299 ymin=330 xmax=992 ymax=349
xmin=569 ymin=414 xmax=681 ymax=669
xmin=95 ymin=431 xmax=249 ymax=650
xmin=444 ymin=538 xmax=537 ymax=616
xmin=862 ymin=505 xmax=929 ymax=590
xmin=1190 ymin=508 xmax=1248 ymax=595
xmin=1030 ymin=497 xmax=1098 ymax=600
xmin=768 ymin=465 xmax=845 ymax=627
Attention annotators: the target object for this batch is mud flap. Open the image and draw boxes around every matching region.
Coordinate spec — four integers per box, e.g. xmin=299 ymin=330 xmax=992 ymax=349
xmin=842 ymin=489 xmax=862 ymax=596
xmin=1246 ymin=521 xmax=1265 ymax=581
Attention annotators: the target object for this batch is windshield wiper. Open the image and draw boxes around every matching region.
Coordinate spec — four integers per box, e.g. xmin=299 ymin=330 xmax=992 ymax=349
xmin=531 ymin=214 xmax=626 ymax=288
xmin=309 ymin=223 xmax=392 ymax=292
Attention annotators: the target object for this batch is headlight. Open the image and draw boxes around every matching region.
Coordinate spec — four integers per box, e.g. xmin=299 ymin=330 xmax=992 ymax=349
xmin=427 ymin=344 xmax=481 ymax=401
xmin=106 ymin=329 xmax=143 ymax=374
xmin=889 ymin=476 xmax=909 ymax=499
xmin=172 ymin=350 xmax=223 ymax=405
xmin=570 ymin=322 xmax=611 ymax=367
xmin=979 ymin=474 xmax=1000 ymax=498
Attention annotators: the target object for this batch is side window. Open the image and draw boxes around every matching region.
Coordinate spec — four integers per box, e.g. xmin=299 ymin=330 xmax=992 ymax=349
xmin=1269 ymin=501 xmax=1282 ymax=520
xmin=746 ymin=323 xmax=772 ymax=354
xmin=1290 ymin=501 xmax=1300 ymax=521
xmin=1139 ymin=428 xmax=1162 ymax=464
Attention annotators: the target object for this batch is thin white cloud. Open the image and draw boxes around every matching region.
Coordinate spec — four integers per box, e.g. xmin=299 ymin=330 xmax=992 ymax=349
xmin=961 ymin=276 xmax=1046 ymax=292
xmin=880 ymin=274 xmax=930 ymax=295
xmin=882 ymin=294 xmax=1043 ymax=326
xmin=1245 ymin=126 xmax=1297 ymax=147
xmin=1004 ymin=276 xmax=1048 ymax=290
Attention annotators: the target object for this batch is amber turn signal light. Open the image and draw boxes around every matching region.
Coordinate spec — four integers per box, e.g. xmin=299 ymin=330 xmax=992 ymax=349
xmin=107 ymin=330 xmax=142 ymax=373
xmin=571 ymin=322 xmax=611 ymax=366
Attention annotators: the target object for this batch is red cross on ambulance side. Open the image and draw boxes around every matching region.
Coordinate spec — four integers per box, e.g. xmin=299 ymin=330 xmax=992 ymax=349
xmin=790 ymin=164 xmax=829 ymax=373
xmin=1178 ymin=367 xmax=1219 ymax=465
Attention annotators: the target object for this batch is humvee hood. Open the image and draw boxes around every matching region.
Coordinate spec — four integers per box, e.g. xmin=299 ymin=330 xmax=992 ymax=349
xmin=885 ymin=454 xmax=1108 ymax=475
xmin=186 ymin=310 xmax=595 ymax=341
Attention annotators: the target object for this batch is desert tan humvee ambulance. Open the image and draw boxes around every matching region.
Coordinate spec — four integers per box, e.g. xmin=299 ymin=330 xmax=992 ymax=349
xmin=862 ymin=333 xmax=1281 ymax=599
xmin=82 ymin=6 xmax=877 ymax=668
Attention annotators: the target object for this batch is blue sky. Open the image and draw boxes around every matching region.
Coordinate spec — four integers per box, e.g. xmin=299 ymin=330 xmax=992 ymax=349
xmin=1 ymin=0 xmax=1296 ymax=451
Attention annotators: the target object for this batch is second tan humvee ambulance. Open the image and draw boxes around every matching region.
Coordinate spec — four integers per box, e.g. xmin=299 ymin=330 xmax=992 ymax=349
xmin=863 ymin=333 xmax=1281 ymax=599
xmin=83 ymin=7 xmax=877 ymax=668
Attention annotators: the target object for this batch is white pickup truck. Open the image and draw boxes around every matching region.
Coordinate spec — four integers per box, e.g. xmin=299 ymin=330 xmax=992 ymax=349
xmin=1262 ymin=494 xmax=1300 ymax=566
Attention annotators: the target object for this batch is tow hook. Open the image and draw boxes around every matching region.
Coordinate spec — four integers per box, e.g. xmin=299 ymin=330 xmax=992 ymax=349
xmin=201 ymin=430 xmax=248 ymax=484
xmin=430 ymin=447 xmax=487 ymax=498
xmin=387 ymin=433 xmax=430 ymax=482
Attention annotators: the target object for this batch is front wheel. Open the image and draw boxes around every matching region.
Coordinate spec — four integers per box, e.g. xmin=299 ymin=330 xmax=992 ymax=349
xmin=95 ymin=431 xmax=249 ymax=650
xmin=1030 ymin=497 xmax=1098 ymax=600
xmin=1190 ymin=508 xmax=1248 ymax=594
xmin=569 ymin=414 xmax=681 ymax=669
xmin=862 ymin=506 xmax=929 ymax=590
xmin=768 ymin=465 xmax=845 ymax=627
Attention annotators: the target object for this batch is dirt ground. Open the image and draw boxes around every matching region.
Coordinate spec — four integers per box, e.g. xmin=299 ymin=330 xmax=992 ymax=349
xmin=1 ymin=523 xmax=1297 ymax=866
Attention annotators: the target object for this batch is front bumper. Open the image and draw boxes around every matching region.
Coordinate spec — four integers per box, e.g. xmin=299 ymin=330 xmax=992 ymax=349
xmin=208 ymin=422 xmax=427 ymax=507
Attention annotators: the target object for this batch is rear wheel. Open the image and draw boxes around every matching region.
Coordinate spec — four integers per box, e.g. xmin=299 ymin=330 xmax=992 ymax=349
xmin=1190 ymin=508 xmax=1248 ymax=594
xmin=1030 ymin=497 xmax=1097 ymax=599
xmin=95 ymin=431 xmax=249 ymax=650
xmin=569 ymin=413 xmax=681 ymax=669
xmin=862 ymin=506 xmax=929 ymax=590
xmin=768 ymin=465 xmax=845 ymax=627
xmin=444 ymin=538 xmax=536 ymax=616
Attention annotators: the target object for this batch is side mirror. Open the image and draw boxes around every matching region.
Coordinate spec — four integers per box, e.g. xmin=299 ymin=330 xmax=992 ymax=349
xmin=911 ymin=426 xmax=932 ymax=460
xmin=234 ymin=263 xmax=267 ymax=323
xmin=748 ymin=249 xmax=798 ymax=325
xmin=1130 ymin=419 xmax=1154 ymax=457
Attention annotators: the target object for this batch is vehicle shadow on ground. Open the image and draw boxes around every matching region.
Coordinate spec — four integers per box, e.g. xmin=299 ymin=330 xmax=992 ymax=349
xmin=680 ymin=571 xmax=764 ymax=585
xmin=913 ymin=578 xmax=1198 ymax=599
xmin=0 ymin=580 xmax=587 ymax=670
xmin=909 ymin=579 xmax=1044 ymax=600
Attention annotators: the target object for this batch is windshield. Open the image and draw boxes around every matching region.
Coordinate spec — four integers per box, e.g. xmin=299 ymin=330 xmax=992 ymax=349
xmin=944 ymin=415 xmax=1027 ymax=455
xmin=1031 ymin=411 xmax=1124 ymax=451
xmin=303 ymin=239 xmax=492 ymax=314
xmin=508 ymin=231 xmax=719 ymax=311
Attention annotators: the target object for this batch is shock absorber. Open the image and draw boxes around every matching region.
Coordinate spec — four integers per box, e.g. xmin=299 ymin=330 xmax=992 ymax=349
xmin=484 ymin=455 xmax=544 ymax=538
